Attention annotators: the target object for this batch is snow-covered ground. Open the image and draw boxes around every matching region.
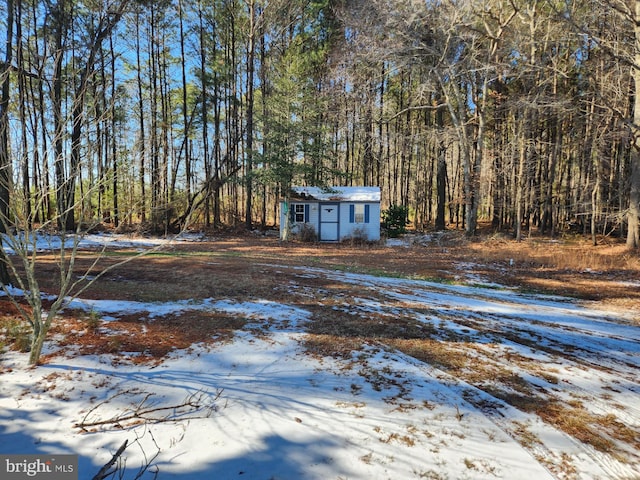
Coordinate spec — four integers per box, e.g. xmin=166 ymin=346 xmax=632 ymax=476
xmin=1 ymin=231 xmax=207 ymax=255
xmin=1 ymin=234 xmax=639 ymax=479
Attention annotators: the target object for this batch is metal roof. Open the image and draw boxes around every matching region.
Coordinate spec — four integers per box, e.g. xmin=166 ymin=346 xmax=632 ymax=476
xmin=289 ymin=186 xmax=380 ymax=202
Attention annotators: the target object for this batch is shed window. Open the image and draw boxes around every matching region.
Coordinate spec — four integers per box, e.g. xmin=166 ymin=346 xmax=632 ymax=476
xmin=349 ymin=204 xmax=370 ymax=224
xmin=292 ymin=204 xmax=309 ymax=223
xmin=354 ymin=204 xmax=365 ymax=223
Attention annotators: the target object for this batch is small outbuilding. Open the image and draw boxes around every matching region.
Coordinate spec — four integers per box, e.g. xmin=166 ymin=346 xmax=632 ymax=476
xmin=280 ymin=186 xmax=381 ymax=242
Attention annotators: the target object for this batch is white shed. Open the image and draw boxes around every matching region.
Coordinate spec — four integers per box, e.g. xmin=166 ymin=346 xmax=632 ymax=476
xmin=280 ymin=186 xmax=381 ymax=242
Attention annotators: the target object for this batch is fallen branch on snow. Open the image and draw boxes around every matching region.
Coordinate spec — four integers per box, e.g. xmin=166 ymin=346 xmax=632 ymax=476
xmin=92 ymin=427 xmax=161 ymax=480
xmin=76 ymin=389 xmax=223 ymax=432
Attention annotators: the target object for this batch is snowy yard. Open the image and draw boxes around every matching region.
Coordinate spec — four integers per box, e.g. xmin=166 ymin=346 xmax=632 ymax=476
xmin=1 ymin=234 xmax=639 ymax=479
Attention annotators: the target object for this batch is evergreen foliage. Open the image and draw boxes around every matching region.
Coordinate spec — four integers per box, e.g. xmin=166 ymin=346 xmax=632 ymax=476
xmin=382 ymin=205 xmax=409 ymax=238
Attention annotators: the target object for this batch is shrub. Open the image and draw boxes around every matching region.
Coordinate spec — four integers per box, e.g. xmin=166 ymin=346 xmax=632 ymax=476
xmin=382 ymin=205 xmax=409 ymax=238
xmin=345 ymin=227 xmax=369 ymax=245
xmin=2 ymin=320 xmax=31 ymax=353
xmin=296 ymin=223 xmax=318 ymax=242
xmin=84 ymin=310 xmax=101 ymax=331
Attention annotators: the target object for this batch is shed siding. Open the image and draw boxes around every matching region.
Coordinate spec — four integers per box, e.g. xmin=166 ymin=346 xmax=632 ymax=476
xmin=341 ymin=202 xmax=380 ymax=241
xmin=280 ymin=187 xmax=381 ymax=242
xmin=280 ymin=201 xmax=380 ymax=241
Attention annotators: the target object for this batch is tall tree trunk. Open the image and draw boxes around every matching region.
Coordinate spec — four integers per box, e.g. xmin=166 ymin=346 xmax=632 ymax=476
xmin=0 ymin=0 xmax=14 ymax=285
xmin=159 ymin=27 xmax=171 ymax=233
xmin=135 ymin=11 xmax=147 ymax=223
xmin=363 ymin=81 xmax=374 ymax=186
xmin=197 ymin=1 xmax=212 ymax=226
xmin=435 ymin=100 xmax=447 ymax=231
xmin=491 ymin=81 xmax=506 ymax=230
xmin=377 ymin=64 xmax=385 ymax=188
xmin=52 ymin=1 xmax=67 ymax=231
xmin=23 ymin=4 xmax=43 ymax=225
xmin=110 ymin=33 xmax=119 ymax=227
xmin=33 ymin=0 xmax=52 ymax=222
xmin=467 ymin=77 xmax=488 ymax=237
xmin=66 ymin=2 xmax=127 ymax=231
xmin=149 ymin=5 xmax=160 ymax=230
xmin=178 ymin=0 xmax=191 ymax=202
xmin=16 ymin=0 xmax=31 ymax=228
xmin=627 ymin=0 xmax=640 ymax=249
xmin=245 ymin=0 xmax=256 ymax=229
xmin=97 ymin=55 xmax=106 ymax=222
xmin=515 ymin=117 xmax=528 ymax=242
xmin=259 ymin=24 xmax=268 ymax=228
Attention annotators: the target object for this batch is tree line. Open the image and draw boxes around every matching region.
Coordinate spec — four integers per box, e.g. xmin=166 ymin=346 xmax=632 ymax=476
xmin=1 ymin=0 xmax=639 ymax=248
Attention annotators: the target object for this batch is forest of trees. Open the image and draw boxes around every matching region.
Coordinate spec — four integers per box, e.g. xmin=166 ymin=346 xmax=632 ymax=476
xmin=1 ymin=0 xmax=640 ymax=247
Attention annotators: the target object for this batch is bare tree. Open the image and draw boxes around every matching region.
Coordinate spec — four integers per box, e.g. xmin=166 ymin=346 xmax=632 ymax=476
xmin=245 ymin=0 xmax=258 ymax=230
xmin=338 ymin=0 xmax=516 ymax=235
xmin=557 ymin=0 xmax=640 ymax=246
xmin=629 ymin=0 xmax=640 ymax=248
xmin=0 ymin=167 xmax=198 ymax=365
xmin=0 ymin=0 xmax=14 ymax=285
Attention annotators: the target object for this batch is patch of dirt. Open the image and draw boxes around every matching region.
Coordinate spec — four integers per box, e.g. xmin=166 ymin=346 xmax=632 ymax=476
xmin=3 ymin=229 xmax=639 ymax=363
xmin=43 ymin=310 xmax=246 ymax=364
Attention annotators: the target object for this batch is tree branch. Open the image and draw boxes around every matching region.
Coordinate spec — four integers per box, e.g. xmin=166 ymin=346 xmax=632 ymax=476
xmin=75 ymin=389 xmax=222 ymax=431
xmin=92 ymin=440 xmax=128 ymax=480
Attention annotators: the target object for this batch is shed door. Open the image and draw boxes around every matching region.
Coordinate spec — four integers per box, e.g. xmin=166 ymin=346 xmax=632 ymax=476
xmin=319 ymin=203 xmax=339 ymax=241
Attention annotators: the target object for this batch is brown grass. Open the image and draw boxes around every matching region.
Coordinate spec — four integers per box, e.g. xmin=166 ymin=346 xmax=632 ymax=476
xmin=44 ymin=310 xmax=247 ymax=364
xmin=1 ymin=228 xmax=638 ymax=461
